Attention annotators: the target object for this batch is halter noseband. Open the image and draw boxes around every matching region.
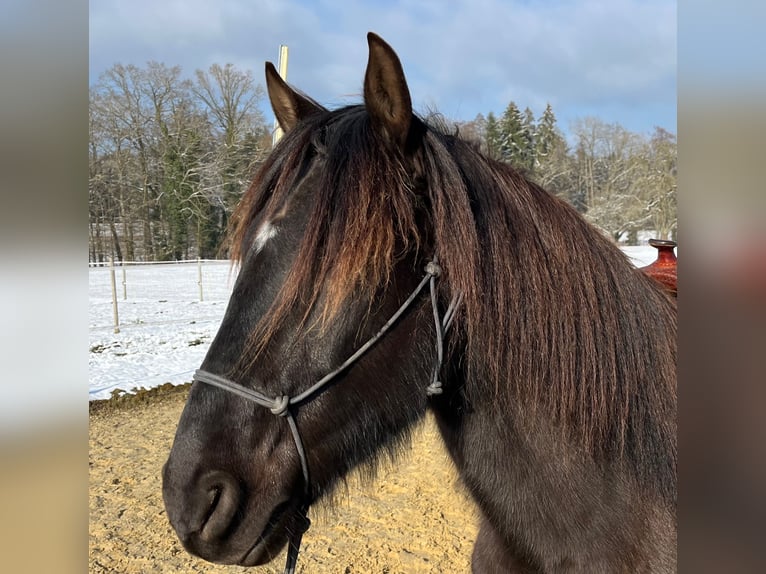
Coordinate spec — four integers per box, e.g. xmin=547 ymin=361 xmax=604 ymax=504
xmin=193 ymin=258 xmax=460 ymax=574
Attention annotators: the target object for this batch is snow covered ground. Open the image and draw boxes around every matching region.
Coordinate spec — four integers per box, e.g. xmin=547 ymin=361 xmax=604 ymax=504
xmin=88 ymin=246 xmax=663 ymax=400
xmin=89 ymin=260 xmax=235 ymax=400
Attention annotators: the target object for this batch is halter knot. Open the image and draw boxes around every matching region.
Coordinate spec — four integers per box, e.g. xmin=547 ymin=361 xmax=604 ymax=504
xmin=425 ymin=261 xmax=442 ymax=277
xmin=426 ymin=381 xmax=443 ymax=396
xmin=270 ymin=395 xmax=290 ymax=417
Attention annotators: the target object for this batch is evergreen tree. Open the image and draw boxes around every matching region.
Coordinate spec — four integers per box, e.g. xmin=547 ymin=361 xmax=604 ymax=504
xmin=484 ymin=112 xmax=502 ymax=160
xmin=499 ymin=101 xmax=526 ymax=168
xmin=535 ymin=103 xmax=560 ymax=161
xmin=160 ymin=98 xmax=206 ymax=260
xmin=533 ymin=103 xmax=574 ymax=203
xmin=521 ymin=106 xmax=536 ymax=172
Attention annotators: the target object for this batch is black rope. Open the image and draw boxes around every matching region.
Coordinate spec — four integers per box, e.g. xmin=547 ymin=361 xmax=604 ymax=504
xmin=283 ymin=499 xmax=310 ymax=574
xmin=426 ymin=262 xmax=444 ymax=396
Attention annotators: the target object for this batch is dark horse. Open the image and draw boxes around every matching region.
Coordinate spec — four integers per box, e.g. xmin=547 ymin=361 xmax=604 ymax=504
xmin=163 ymin=33 xmax=677 ymax=573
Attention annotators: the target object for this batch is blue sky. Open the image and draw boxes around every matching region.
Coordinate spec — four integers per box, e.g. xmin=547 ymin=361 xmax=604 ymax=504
xmin=89 ymin=0 xmax=676 ymax=136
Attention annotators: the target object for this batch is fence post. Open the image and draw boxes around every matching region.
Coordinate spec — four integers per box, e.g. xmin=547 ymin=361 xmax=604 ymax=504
xmin=109 ymin=257 xmax=120 ymax=334
xmin=121 ymin=263 xmax=127 ymax=300
xmin=198 ymin=257 xmax=204 ymax=302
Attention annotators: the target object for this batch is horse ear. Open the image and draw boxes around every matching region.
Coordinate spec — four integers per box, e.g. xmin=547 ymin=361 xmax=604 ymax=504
xmin=364 ymin=32 xmax=413 ymax=150
xmin=265 ymin=62 xmax=324 ymax=133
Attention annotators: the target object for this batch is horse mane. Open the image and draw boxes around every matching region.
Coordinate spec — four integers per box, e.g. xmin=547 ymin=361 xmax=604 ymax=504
xmin=228 ymin=106 xmax=677 ymax=502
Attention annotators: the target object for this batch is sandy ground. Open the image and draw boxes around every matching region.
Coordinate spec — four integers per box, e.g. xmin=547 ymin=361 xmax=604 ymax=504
xmin=89 ymin=386 xmax=478 ymax=573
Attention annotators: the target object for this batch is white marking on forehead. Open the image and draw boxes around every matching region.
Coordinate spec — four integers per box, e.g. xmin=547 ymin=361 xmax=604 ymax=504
xmin=253 ymin=221 xmax=278 ymax=254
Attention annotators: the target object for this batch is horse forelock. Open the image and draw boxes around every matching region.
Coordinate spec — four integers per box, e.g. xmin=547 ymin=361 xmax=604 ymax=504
xmin=226 ymin=106 xmax=421 ymax=360
xmin=227 ymin=106 xmax=677 ymax=502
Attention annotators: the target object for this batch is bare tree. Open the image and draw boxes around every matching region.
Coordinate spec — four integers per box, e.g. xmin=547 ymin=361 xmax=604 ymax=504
xmin=641 ymin=127 xmax=677 ymax=240
xmin=571 ymin=117 xmax=650 ymax=242
xmin=193 ymin=64 xmax=270 ymax=255
xmin=454 ymin=113 xmax=487 ymax=148
xmin=193 ymin=64 xmax=265 ymax=146
xmin=92 ymin=64 xmax=160 ymax=259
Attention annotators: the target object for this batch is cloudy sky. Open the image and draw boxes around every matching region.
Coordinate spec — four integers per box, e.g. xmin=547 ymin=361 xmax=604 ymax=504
xmin=89 ymin=0 xmax=676 ymax=136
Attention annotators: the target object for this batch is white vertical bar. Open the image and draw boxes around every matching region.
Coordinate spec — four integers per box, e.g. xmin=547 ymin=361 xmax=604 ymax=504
xmin=198 ymin=257 xmax=204 ymax=302
xmin=121 ymin=264 xmax=127 ymax=300
xmin=272 ymin=44 xmax=289 ymax=147
xmin=109 ymin=257 xmax=120 ymax=334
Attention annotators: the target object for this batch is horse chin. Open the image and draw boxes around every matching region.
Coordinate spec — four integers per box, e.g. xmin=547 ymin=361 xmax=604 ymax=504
xmin=238 ymin=498 xmax=303 ymax=566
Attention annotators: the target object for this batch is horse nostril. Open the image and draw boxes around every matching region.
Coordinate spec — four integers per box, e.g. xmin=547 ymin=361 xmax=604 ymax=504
xmin=197 ymin=470 xmax=242 ymax=542
xmin=202 ymin=486 xmax=222 ymax=523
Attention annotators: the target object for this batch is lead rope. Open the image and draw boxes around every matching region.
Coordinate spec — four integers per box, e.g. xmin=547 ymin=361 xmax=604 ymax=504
xmin=193 ymin=258 xmax=461 ymax=574
xmin=283 ymin=413 xmax=310 ymax=574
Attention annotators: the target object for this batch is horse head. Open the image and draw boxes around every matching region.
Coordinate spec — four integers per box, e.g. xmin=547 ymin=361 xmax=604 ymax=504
xmin=162 ymin=33 xmax=449 ymax=567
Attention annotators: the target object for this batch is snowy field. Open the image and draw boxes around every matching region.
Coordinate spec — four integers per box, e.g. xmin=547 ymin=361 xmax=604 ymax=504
xmin=89 ymin=260 xmax=235 ymax=400
xmin=89 ymin=246 xmax=663 ymax=400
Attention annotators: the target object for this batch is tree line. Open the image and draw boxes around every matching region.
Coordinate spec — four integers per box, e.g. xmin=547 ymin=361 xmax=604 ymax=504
xmin=89 ymin=62 xmax=271 ymax=262
xmin=89 ymin=62 xmax=676 ymax=263
xmin=454 ymin=104 xmax=676 ymax=244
